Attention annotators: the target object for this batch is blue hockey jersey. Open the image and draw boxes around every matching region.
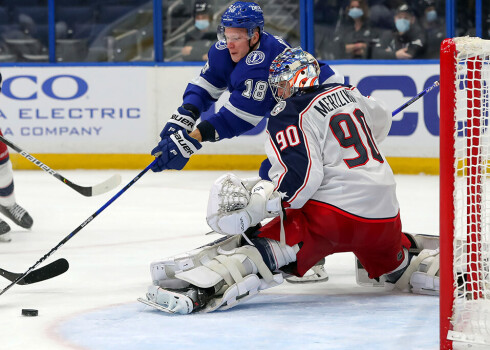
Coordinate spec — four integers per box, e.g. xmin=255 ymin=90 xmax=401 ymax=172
xmin=182 ymin=32 xmax=344 ymax=141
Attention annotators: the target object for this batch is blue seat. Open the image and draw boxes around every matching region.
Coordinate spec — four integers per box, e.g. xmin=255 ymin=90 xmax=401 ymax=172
xmin=57 ymin=6 xmax=95 ymax=25
xmin=13 ymin=7 xmax=48 ymax=25
xmin=55 ymin=0 xmax=87 ymax=6
xmin=72 ymin=23 xmax=105 ymax=42
xmin=97 ymin=5 xmax=134 ymax=23
xmin=4 ymin=0 xmax=41 ymax=7
xmin=0 ymin=7 xmax=8 ymax=24
xmin=32 ymin=24 xmax=49 ymax=46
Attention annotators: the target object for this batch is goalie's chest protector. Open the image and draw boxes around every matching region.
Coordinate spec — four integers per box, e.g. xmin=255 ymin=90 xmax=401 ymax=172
xmin=266 ymin=84 xmax=399 ymax=219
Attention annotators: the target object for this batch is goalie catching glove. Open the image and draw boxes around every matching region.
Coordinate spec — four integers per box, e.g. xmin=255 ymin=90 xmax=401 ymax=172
xmin=206 ymin=173 xmax=282 ymax=235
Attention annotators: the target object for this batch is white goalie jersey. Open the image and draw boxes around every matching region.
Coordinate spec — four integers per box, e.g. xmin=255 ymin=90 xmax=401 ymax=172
xmin=265 ymin=84 xmax=399 ymax=219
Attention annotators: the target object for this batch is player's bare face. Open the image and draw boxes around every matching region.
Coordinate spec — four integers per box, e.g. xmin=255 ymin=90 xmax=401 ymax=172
xmin=224 ymin=27 xmax=254 ymax=63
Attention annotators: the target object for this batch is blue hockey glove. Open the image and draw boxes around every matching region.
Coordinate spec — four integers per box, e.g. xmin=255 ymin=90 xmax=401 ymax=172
xmin=151 ymin=130 xmax=202 ymax=172
xmin=159 ymin=106 xmax=198 ymax=138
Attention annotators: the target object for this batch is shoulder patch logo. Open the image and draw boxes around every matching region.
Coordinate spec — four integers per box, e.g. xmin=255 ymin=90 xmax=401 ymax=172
xmin=215 ymin=40 xmax=227 ymax=50
xmin=271 ymin=101 xmax=286 ymax=116
xmin=246 ymin=51 xmax=265 ymax=65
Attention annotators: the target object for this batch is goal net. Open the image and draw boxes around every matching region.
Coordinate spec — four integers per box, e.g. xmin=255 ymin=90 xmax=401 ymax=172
xmin=440 ymin=37 xmax=490 ymax=350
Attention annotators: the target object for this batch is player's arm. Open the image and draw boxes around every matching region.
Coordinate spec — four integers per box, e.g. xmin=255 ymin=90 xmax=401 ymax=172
xmin=197 ymin=75 xmax=271 ymax=142
xmin=151 ymin=44 xmax=230 ymax=171
xmin=181 ymin=42 xmax=230 ymax=115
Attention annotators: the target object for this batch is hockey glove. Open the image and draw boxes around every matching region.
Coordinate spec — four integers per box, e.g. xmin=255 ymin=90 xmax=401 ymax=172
xmin=159 ymin=106 xmax=198 ymax=138
xmin=207 ymin=175 xmax=282 ymax=235
xmin=151 ymin=130 xmax=202 ymax=172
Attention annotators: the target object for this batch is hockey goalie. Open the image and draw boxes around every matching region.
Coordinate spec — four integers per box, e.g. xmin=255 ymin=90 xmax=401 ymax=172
xmin=139 ymin=47 xmax=439 ymax=314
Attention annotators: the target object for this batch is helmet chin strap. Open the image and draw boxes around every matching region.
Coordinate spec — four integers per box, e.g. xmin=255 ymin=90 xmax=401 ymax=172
xmin=247 ymin=33 xmax=260 ymax=55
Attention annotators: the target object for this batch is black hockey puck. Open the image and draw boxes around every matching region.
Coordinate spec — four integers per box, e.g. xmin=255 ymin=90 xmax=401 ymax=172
xmin=21 ymin=309 xmax=38 ymax=317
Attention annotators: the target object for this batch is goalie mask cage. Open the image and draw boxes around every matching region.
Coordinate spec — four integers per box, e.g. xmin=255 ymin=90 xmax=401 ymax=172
xmin=440 ymin=37 xmax=490 ymax=350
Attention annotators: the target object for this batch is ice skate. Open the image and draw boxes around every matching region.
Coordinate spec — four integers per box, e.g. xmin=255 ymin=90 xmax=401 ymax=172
xmin=0 ymin=218 xmax=11 ymax=242
xmin=286 ymin=258 xmax=329 ymax=284
xmin=0 ymin=203 xmax=33 ymax=229
xmin=139 ymin=285 xmax=211 ymax=314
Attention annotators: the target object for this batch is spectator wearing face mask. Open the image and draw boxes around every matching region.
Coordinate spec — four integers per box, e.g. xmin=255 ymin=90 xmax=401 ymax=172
xmin=332 ymin=0 xmax=380 ymax=59
xmin=372 ymin=3 xmax=427 ymax=59
xmin=419 ymin=0 xmax=445 ymax=58
xmin=181 ymin=0 xmax=216 ymax=61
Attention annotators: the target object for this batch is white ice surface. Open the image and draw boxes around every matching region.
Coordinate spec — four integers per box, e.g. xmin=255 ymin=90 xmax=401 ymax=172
xmin=0 ymin=170 xmax=440 ymax=350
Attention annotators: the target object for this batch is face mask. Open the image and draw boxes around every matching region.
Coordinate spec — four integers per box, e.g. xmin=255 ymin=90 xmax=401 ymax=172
xmin=425 ymin=10 xmax=437 ymax=23
xmin=348 ymin=7 xmax=363 ymax=19
xmin=195 ymin=19 xmax=210 ymax=30
xmin=395 ymin=18 xmax=410 ymax=33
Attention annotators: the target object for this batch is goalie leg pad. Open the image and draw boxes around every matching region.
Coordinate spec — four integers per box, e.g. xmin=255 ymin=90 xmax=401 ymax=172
xmin=173 ymin=245 xmax=283 ymax=313
xmin=355 ymin=233 xmax=439 ymax=287
xmin=408 ymin=250 xmax=439 ymax=295
xmin=394 ymin=248 xmax=439 ymax=295
xmin=150 ymin=234 xmax=242 ymax=289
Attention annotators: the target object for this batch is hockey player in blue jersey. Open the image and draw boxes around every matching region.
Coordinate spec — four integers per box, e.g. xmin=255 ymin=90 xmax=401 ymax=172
xmin=150 ymin=1 xmax=343 ymax=173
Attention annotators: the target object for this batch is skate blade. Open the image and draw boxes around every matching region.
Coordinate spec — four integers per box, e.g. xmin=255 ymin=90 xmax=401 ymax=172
xmin=137 ymin=297 xmax=177 ymax=314
xmin=286 ymin=265 xmax=329 ymax=284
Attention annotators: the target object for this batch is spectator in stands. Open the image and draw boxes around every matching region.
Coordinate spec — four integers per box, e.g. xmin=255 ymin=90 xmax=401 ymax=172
xmin=181 ymin=0 xmax=216 ymax=62
xmin=419 ymin=0 xmax=445 ymax=58
xmin=368 ymin=0 xmax=395 ymax=31
xmin=372 ymin=3 xmax=426 ymax=59
xmin=332 ymin=0 xmax=380 ymax=59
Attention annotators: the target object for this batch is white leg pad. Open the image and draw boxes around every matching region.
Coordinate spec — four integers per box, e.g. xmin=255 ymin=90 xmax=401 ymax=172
xmin=150 ymin=235 xmax=242 ymax=288
xmin=173 ymin=244 xmax=283 ymax=313
xmin=409 ymin=251 xmax=440 ymax=295
xmin=395 ymin=248 xmax=439 ymax=295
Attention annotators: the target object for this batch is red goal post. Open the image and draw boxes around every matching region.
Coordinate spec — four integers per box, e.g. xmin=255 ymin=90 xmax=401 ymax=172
xmin=440 ymin=37 xmax=490 ymax=350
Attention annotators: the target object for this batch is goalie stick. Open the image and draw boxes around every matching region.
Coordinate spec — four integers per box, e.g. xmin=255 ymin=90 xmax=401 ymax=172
xmin=0 ymin=134 xmax=121 ymax=197
xmin=0 ymin=258 xmax=69 ymax=285
xmin=0 ymin=157 xmax=157 ymax=296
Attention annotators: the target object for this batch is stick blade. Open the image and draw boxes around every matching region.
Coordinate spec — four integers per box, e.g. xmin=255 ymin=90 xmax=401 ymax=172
xmin=23 ymin=258 xmax=69 ymax=284
xmin=0 ymin=258 xmax=69 ymax=285
xmin=90 ymin=174 xmax=122 ymax=196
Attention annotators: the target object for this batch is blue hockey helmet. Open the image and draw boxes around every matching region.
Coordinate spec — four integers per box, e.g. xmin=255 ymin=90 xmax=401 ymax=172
xmin=217 ymin=2 xmax=264 ymax=41
xmin=269 ymin=47 xmax=320 ymax=102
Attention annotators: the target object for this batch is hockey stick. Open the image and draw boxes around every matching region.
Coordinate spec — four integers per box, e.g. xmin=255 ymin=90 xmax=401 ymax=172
xmin=392 ymin=80 xmax=440 ymax=116
xmin=0 ymin=134 xmax=121 ymax=197
xmin=0 ymin=158 xmax=157 ymax=296
xmin=0 ymin=258 xmax=69 ymax=285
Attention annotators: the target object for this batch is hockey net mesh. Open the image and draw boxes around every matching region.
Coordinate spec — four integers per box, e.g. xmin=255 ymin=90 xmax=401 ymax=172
xmin=449 ymin=37 xmax=490 ymax=346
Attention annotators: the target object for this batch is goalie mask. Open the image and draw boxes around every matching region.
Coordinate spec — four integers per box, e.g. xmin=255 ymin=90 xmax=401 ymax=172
xmin=269 ymin=47 xmax=320 ymax=102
